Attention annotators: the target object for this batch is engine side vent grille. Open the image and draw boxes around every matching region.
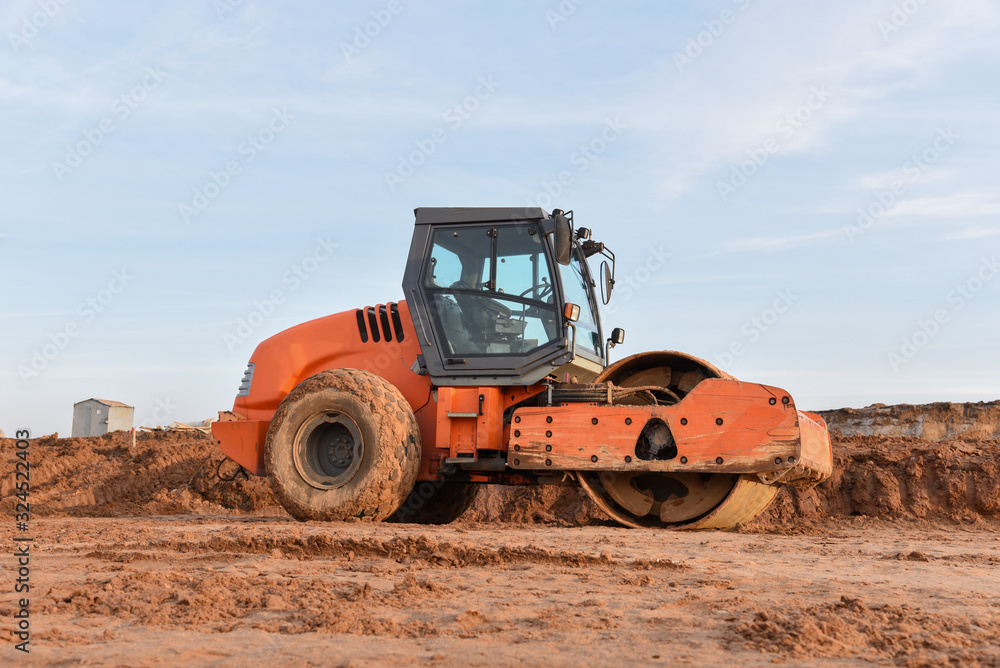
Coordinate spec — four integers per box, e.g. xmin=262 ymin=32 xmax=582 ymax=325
xmin=355 ymin=309 xmax=369 ymax=343
xmin=389 ymin=302 xmax=405 ymax=342
xmin=366 ymin=306 xmax=381 ymax=343
xmin=356 ymin=303 xmax=404 ymax=344
xmin=378 ymin=305 xmax=393 ymax=342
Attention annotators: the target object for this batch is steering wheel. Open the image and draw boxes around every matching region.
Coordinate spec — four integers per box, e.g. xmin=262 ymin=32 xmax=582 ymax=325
xmin=519 ymin=283 xmax=554 ymax=301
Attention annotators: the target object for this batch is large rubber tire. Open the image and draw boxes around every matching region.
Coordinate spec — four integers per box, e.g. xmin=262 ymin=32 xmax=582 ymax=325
xmin=264 ymin=369 xmax=421 ymax=522
xmin=389 ymin=482 xmax=481 ymax=525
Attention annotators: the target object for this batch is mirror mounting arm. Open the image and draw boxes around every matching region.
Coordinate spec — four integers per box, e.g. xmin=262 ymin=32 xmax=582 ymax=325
xmin=581 ymin=240 xmax=604 ymax=258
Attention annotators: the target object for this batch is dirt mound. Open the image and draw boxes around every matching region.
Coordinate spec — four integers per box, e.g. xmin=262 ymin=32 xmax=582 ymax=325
xmin=0 ymin=430 xmax=282 ymax=517
xmin=464 ymin=485 xmax=599 ymax=525
xmin=819 ymin=400 xmax=1000 ymax=441
xmin=5 ymin=401 xmax=1000 ymax=529
xmin=749 ymin=435 xmax=1000 ymax=529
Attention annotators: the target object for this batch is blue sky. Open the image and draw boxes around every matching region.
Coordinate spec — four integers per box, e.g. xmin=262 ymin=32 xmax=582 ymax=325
xmin=2 ymin=0 xmax=998 ymax=436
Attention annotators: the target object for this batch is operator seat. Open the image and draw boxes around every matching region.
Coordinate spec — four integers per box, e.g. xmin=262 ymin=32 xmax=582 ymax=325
xmin=449 ymin=280 xmax=491 ymax=341
xmin=432 ymin=293 xmax=479 ymax=354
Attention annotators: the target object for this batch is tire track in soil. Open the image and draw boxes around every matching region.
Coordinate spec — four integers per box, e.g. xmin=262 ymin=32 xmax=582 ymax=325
xmin=731 ymin=595 xmax=1000 ymax=665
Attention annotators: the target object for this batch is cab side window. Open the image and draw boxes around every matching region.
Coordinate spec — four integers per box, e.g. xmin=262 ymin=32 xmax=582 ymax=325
xmin=423 ymin=228 xmax=492 ymax=291
xmin=423 ymin=225 xmax=558 ymax=355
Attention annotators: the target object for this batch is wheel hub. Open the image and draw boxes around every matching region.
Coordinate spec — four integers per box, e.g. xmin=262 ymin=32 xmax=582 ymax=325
xmin=328 ymin=436 xmax=354 ymax=468
xmin=294 ymin=412 xmax=364 ymax=490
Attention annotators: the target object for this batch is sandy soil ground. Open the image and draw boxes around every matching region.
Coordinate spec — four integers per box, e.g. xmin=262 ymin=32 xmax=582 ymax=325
xmin=4 ymin=517 xmax=1000 ymax=666
xmin=2 ymin=401 xmax=999 ymax=666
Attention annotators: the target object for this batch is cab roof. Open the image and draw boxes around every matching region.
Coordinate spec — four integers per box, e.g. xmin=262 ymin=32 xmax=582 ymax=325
xmin=413 ymin=207 xmax=549 ymax=225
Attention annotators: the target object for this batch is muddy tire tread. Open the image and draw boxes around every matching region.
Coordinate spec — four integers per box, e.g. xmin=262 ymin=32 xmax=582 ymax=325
xmin=265 ymin=369 xmax=421 ymax=522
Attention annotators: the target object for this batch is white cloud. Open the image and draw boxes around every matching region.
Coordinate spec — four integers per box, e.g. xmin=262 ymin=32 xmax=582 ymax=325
xmin=716 ymin=229 xmax=842 ymax=254
xmin=940 ymin=225 xmax=1000 ymax=241
xmin=628 ymin=1 xmax=1000 ymax=202
xmin=889 ymin=192 xmax=1000 ymax=220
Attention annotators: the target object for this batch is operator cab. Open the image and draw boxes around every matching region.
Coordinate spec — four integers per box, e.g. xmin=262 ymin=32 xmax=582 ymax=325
xmin=403 ymin=207 xmax=611 ymax=386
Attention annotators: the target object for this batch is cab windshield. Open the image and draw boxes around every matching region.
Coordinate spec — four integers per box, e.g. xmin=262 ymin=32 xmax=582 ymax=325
xmin=423 ymin=224 xmax=559 ymax=355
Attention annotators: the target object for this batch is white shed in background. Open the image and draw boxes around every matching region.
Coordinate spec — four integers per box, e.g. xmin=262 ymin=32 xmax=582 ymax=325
xmin=72 ymin=399 xmax=134 ymax=437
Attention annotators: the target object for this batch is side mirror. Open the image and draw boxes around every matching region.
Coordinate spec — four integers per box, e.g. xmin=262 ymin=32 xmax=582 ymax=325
xmin=552 ymin=209 xmax=573 ymax=266
xmin=601 ymin=260 xmax=615 ymax=305
xmin=605 ymin=327 xmax=625 ymax=363
xmin=610 ymin=327 xmax=625 ymax=346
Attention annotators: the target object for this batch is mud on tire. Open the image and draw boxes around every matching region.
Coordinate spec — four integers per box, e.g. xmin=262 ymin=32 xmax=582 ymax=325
xmin=390 ymin=481 xmax=480 ymax=525
xmin=264 ymin=369 xmax=421 ymax=522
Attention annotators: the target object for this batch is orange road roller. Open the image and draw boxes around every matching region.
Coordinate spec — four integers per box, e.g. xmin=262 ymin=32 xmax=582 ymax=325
xmin=213 ymin=207 xmax=832 ymax=529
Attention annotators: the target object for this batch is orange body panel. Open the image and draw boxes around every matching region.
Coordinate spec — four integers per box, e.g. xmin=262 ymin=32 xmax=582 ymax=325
xmin=413 ymin=384 xmax=546 ymax=480
xmin=212 ymin=420 xmax=269 ymax=473
xmin=509 ymin=379 xmax=807 ymax=473
xmin=431 ymin=387 xmax=506 ymax=456
xmin=233 ymin=301 xmax=429 ymax=422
